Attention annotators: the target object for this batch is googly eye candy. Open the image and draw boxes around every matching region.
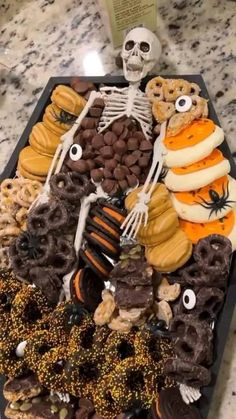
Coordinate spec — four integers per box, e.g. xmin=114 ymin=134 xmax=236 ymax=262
xmin=69 ymin=144 xmax=82 ymax=162
xmin=175 ymin=95 xmax=192 ymax=112
xmin=183 ymin=289 xmax=196 ymax=310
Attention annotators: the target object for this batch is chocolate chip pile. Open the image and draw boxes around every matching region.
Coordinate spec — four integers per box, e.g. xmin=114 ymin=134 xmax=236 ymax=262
xmin=66 ymin=110 xmax=154 ymax=196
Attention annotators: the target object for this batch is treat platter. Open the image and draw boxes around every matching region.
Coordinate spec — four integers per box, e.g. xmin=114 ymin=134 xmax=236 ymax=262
xmin=0 ymin=29 xmax=236 ymax=419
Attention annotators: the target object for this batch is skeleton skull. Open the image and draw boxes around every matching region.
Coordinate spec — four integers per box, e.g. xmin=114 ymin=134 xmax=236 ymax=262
xmin=121 ymin=27 xmax=162 ymax=83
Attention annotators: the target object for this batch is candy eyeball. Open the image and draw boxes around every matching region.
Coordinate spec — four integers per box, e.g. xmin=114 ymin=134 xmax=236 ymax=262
xmin=183 ymin=289 xmax=196 ymax=310
xmin=175 ymin=95 xmax=192 ymax=112
xmin=69 ymin=144 xmax=82 ymax=161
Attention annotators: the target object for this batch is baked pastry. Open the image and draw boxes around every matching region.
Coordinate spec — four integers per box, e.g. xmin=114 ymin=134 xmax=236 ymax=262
xmin=29 ymin=122 xmax=61 ymax=157
xmin=51 ymin=84 xmax=86 ymax=115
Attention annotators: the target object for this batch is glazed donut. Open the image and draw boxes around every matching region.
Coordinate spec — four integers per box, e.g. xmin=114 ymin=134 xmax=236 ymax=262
xmin=11 ymin=285 xmax=52 ymax=338
xmin=0 ymin=278 xmax=22 ymax=314
xmin=65 ymin=348 xmax=106 ymax=397
xmin=0 ymin=334 xmax=27 ymax=378
xmin=27 ymin=200 xmax=69 ymax=235
xmin=37 ymin=346 xmax=67 ymax=392
xmin=24 ymin=330 xmax=58 ymax=373
xmin=134 ymin=329 xmax=174 ymax=363
xmin=50 ymin=172 xmax=95 ymax=203
xmin=109 ymin=357 xmax=159 ymax=410
xmin=104 ymin=330 xmax=136 ymax=367
xmin=93 ymin=376 xmax=119 ymax=419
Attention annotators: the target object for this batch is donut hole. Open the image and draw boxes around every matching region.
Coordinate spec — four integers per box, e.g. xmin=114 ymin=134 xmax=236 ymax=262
xmin=24 ymin=302 xmax=42 ymax=323
xmin=80 ymin=325 xmax=96 ymax=349
xmin=126 ymin=370 xmax=144 ymax=391
xmin=79 ymin=361 xmax=99 ymax=381
xmin=117 ymin=340 xmax=135 ymax=360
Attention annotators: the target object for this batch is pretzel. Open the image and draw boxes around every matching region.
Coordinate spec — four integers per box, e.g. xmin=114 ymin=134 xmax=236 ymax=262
xmin=0 ymin=226 xmax=21 ymax=246
xmin=190 ymin=82 xmax=201 ymax=96
xmin=0 ymin=213 xmax=17 ymax=230
xmin=27 ymin=200 xmax=69 ymax=235
xmin=163 ymin=79 xmax=191 ymax=102
xmin=164 ymin=358 xmax=211 ymax=387
xmin=0 ymin=247 xmax=11 ymax=270
xmin=50 ymin=172 xmax=95 ymax=203
xmin=0 ymin=179 xmax=22 ymax=201
xmin=190 ymin=95 xmax=208 ymax=118
xmin=15 ymin=207 xmax=28 ymax=230
xmin=16 ymin=181 xmax=42 ymax=208
xmin=145 ymin=76 xmax=165 ymax=103
xmin=152 ymin=101 xmax=175 ymax=123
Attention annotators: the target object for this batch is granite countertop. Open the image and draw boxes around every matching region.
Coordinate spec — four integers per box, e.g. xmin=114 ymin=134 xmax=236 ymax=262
xmin=0 ymin=0 xmax=235 ymax=416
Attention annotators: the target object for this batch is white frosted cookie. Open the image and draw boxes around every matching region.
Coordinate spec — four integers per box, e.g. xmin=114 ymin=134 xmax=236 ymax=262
xmin=171 ymin=176 xmax=236 ymax=222
xmin=165 ymin=159 xmax=230 ymax=192
xmin=228 ymin=214 xmax=236 ymax=251
xmin=164 ymin=125 xmax=224 ymax=168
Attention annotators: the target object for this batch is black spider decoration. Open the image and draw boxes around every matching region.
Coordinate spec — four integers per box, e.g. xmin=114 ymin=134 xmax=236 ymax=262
xmin=51 ymin=109 xmax=77 ymax=125
xmin=124 ymin=400 xmax=148 ymax=419
xmin=18 ymin=232 xmax=45 ymax=259
xmin=64 ymin=302 xmax=89 ymax=330
xmin=145 ymin=318 xmax=172 ymax=338
xmin=196 ymin=181 xmax=236 ymax=219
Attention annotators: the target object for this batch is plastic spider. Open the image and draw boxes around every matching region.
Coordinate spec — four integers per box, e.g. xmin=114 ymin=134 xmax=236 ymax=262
xmin=145 ymin=318 xmax=172 ymax=338
xmin=51 ymin=109 xmax=77 ymax=125
xmin=196 ymin=181 xmax=236 ymax=219
xmin=18 ymin=232 xmax=45 ymax=259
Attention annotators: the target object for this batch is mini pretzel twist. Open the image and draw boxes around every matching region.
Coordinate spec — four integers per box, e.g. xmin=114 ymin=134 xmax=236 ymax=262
xmin=16 ymin=181 xmax=42 ymax=208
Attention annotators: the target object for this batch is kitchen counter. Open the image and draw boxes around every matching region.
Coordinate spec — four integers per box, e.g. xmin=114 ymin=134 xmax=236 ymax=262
xmin=0 ymin=0 xmax=235 ymax=417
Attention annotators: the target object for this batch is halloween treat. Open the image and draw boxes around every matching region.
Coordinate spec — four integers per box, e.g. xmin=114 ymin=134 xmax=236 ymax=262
xmin=71 ymin=267 xmax=104 ymax=311
xmin=4 ymin=394 xmax=75 ymax=419
xmin=43 ymin=103 xmax=77 ymax=135
xmin=152 ymin=387 xmax=201 ymax=419
xmin=0 ymin=333 xmax=27 ymax=377
xmin=80 ymin=245 xmax=114 ymax=280
xmin=165 ymin=150 xmax=231 ymax=192
xmin=51 ymin=84 xmax=86 ymax=115
xmin=164 ymin=119 xmax=224 ymax=168
xmin=104 ymin=331 xmax=136 ymax=367
xmin=0 ymin=278 xmax=22 ymax=314
xmin=27 ymin=200 xmax=69 ymax=235
xmin=3 ymin=374 xmax=43 ymax=402
xmin=29 ymin=267 xmax=62 ymax=305
xmin=50 ymin=172 xmax=95 ymax=203
xmin=24 ymin=330 xmax=60 ymax=373
xmin=164 ymin=358 xmax=211 ymax=387
xmin=18 ymin=146 xmax=53 ymax=181
xmin=156 ymin=277 xmax=181 ymax=302
xmin=70 ymin=76 xmax=97 ymax=99
xmin=134 ymin=328 xmax=174 ymax=363
xmin=93 ymin=376 xmax=120 ymax=419
xmin=37 ymin=346 xmax=67 ymax=392
xmin=29 ymin=122 xmax=61 ymax=157
xmin=84 ymin=225 xmax=121 ymax=259
xmin=94 ymin=290 xmax=116 ymax=326
xmin=68 ymin=320 xmax=109 ymax=356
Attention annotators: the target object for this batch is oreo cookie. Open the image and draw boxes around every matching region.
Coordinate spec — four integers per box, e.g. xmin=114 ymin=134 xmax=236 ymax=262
xmin=71 ymin=267 xmax=104 ymax=311
xmin=97 ymin=199 xmax=126 ymax=228
xmin=87 ymin=211 xmax=121 ymax=241
xmin=79 ymin=245 xmax=113 ymax=279
xmin=84 ymin=225 xmax=120 ymax=259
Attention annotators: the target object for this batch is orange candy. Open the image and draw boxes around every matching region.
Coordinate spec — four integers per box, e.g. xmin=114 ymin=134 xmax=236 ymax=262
xmin=172 ymin=149 xmax=224 ymax=175
xmin=174 ymin=176 xmax=228 ymax=205
xmin=179 ymin=211 xmax=234 ymax=244
xmin=73 ymin=270 xmax=84 ymax=303
xmin=164 ymin=119 xmax=215 ymax=150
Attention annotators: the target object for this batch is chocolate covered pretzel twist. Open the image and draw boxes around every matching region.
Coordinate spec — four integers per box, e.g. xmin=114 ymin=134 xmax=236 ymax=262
xmin=164 ymin=358 xmax=211 ymax=387
xmin=50 ymin=172 xmax=95 ymax=203
xmin=27 ymin=200 xmax=69 ymax=235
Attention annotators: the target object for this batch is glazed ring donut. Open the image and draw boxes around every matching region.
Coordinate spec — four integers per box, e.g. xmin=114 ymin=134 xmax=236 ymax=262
xmin=37 ymin=346 xmax=67 ymax=392
xmin=65 ymin=348 xmax=106 ymax=397
xmin=134 ymin=329 xmax=174 ymax=363
xmin=164 ymin=357 xmax=211 ymax=387
xmin=104 ymin=330 xmax=136 ymax=367
xmin=93 ymin=376 xmax=119 ymax=419
xmin=50 ymin=172 xmax=95 ymax=203
xmin=11 ymin=285 xmax=51 ymax=338
xmin=27 ymin=200 xmax=69 ymax=235
xmin=0 ymin=334 xmax=27 ymax=378
xmin=109 ymin=357 xmax=158 ymax=410
xmin=24 ymin=330 xmax=58 ymax=373
xmin=0 ymin=278 xmax=22 ymax=314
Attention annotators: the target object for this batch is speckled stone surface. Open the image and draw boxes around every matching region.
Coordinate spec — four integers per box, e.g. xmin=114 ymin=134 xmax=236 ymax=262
xmin=0 ymin=0 xmax=235 ymax=416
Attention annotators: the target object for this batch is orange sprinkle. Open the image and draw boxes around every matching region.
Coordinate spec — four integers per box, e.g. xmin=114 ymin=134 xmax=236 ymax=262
xmin=103 ymin=207 xmax=125 ymax=224
xmin=73 ymin=270 xmax=84 ymax=303
xmin=91 ymin=232 xmax=117 ymax=253
xmin=93 ymin=216 xmax=120 ymax=239
xmin=84 ymin=250 xmax=109 ymax=276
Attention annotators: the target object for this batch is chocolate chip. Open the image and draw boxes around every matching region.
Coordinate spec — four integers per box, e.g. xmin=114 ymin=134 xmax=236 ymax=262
xmin=114 ymin=153 xmax=122 ymax=162
xmin=81 ymin=117 xmax=96 ymax=130
xmin=94 ymin=156 xmax=104 ymax=167
xmin=119 ymin=126 xmax=129 ymax=140
xmin=132 ymin=150 xmax=142 ymax=158
xmin=71 ymin=160 xmax=89 ymax=173
xmin=100 ymin=145 xmax=114 ymax=159
xmin=112 ymin=121 xmax=124 ymax=136
xmin=104 ymin=131 xmax=117 ymax=145
xmin=105 ymin=158 xmax=117 ymax=171
xmin=83 ymin=146 xmax=94 ymax=159
xmin=139 ymin=156 xmax=150 ymax=168
xmin=71 ymin=77 xmax=95 ymax=94
xmin=130 ymin=165 xmax=141 ymax=176
xmin=86 ymin=159 xmax=95 ymax=170
xmin=127 ymin=174 xmax=138 ymax=187
xmin=89 ymin=107 xmax=103 ymax=118
xmin=91 ymin=134 xmax=104 ymax=150
xmin=102 ymin=179 xmax=116 ymax=193
xmin=82 ymin=129 xmax=97 ymax=140
xmin=121 ymin=165 xmax=130 ymax=175
xmin=103 ymin=169 xmax=113 ymax=179
xmin=124 ymin=154 xmax=138 ymax=167
xmin=113 ymin=139 xmax=127 ymax=155
xmin=118 ymin=179 xmax=128 ymax=191
xmin=140 ymin=140 xmax=153 ymax=151
xmin=90 ymin=166 xmax=100 ymax=182
xmin=133 ymin=131 xmax=146 ymax=141
xmin=114 ymin=167 xmax=126 ymax=181
xmin=74 ymin=134 xmax=86 ymax=149
xmin=92 ymin=98 xmax=105 ymax=108
xmin=127 ymin=137 xmax=139 ymax=151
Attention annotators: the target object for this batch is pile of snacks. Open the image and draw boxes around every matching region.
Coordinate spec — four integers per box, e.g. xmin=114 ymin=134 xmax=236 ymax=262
xmin=0 ymin=75 xmax=235 ymax=419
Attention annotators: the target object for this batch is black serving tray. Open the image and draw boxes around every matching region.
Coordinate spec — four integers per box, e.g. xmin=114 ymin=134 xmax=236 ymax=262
xmin=1 ymin=76 xmax=236 ymax=419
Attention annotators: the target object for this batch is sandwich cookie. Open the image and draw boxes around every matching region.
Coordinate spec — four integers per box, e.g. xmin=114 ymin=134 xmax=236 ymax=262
xmin=171 ymin=175 xmax=236 ymax=222
xmin=164 ymin=119 xmax=224 ymax=168
xmin=87 ymin=212 xmax=121 ymax=241
xmin=17 ymin=163 xmax=46 ymax=183
xmin=79 ymin=246 xmax=114 ymax=279
xmin=179 ymin=209 xmax=236 ymax=250
xmin=29 ymin=122 xmax=61 ymax=157
xmin=125 ymin=183 xmax=172 ymax=221
xmin=51 ymin=84 xmax=86 ymax=116
xmin=71 ymin=267 xmax=104 ymax=311
xmin=18 ymin=146 xmax=52 ymax=180
xmin=84 ymin=225 xmax=120 ymax=259
xmin=97 ymin=200 xmax=126 ymax=228
xmin=165 ymin=149 xmax=230 ymax=192
xmin=43 ymin=103 xmax=77 ymax=136
xmin=137 ymin=207 xmax=179 ymax=247
xmin=145 ymin=228 xmax=192 ymax=273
